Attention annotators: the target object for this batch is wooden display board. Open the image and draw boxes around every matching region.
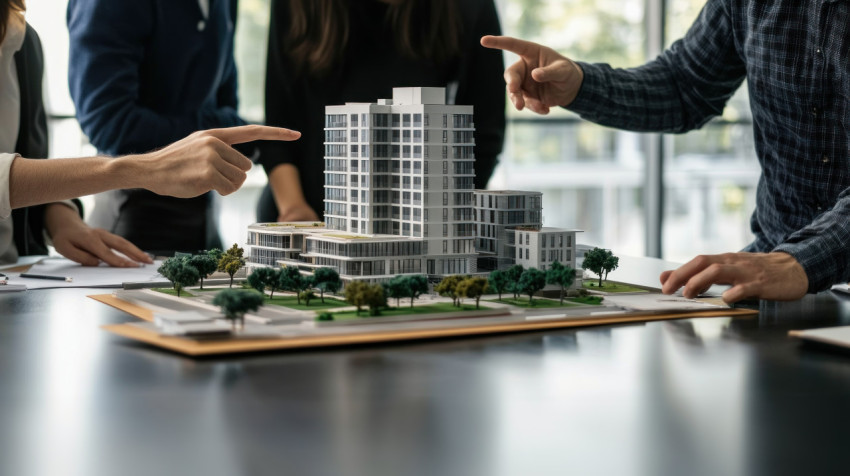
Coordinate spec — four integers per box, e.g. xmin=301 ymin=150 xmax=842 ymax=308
xmin=92 ymin=294 xmax=759 ymax=357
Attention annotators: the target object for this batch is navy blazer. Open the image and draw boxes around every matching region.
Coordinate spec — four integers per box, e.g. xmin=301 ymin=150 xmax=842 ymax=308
xmin=11 ymin=25 xmax=82 ymax=257
xmin=67 ymin=0 xmax=244 ymax=155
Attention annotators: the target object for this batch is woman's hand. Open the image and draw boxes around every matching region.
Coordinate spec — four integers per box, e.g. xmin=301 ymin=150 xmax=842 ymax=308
xmin=44 ymin=203 xmax=152 ymax=267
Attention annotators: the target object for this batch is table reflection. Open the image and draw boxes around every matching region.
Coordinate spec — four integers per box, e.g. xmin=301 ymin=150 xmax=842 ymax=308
xmin=2 ymin=289 xmax=850 ymax=476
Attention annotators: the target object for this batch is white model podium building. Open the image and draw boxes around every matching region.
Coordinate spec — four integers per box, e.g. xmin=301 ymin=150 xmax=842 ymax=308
xmin=246 ymin=87 xmax=581 ymax=284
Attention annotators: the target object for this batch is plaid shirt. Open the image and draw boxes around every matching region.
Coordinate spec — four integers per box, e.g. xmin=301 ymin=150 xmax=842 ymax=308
xmin=568 ymin=0 xmax=850 ymax=293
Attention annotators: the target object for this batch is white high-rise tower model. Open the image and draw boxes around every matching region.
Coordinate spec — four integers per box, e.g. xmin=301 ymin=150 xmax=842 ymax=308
xmin=323 ymin=87 xmax=477 ymax=275
xmin=245 ymin=87 xmax=580 ymax=286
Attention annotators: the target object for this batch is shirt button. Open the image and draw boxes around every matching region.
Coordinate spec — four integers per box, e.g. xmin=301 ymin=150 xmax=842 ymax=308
xmin=822 ymin=154 xmax=830 ymax=163
xmin=816 ymin=48 xmax=822 ymax=54
xmin=811 ymin=107 xmax=819 ymax=116
xmin=197 ymin=20 xmax=206 ymax=31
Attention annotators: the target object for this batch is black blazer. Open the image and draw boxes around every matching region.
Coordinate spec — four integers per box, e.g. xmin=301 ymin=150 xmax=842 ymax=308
xmin=10 ymin=24 xmax=82 ymax=256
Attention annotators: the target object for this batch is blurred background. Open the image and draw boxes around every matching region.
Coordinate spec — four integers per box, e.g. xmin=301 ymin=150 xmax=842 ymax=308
xmin=27 ymin=0 xmax=758 ymax=263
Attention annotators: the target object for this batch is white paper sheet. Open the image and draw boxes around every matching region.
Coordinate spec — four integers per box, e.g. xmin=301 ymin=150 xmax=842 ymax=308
xmin=601 ymin=293 xmax=726 ymax=311
xmin=791 ymin=326 xmax=850 ymax=349
xmin=3 ymin=258 xmax=164 ymax=289
xmin=0 ymin=255 xmax=48 ymax=271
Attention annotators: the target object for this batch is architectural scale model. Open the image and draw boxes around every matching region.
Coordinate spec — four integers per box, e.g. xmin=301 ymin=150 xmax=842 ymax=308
xmin=245 ymin=87 xmax=581 ymax=284
xmin=93 ymin=87 xmax=756 ymax=354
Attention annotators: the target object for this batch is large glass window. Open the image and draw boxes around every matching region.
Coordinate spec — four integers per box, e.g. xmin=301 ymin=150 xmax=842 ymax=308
xmin=27 ymin=0 xmax=757 ymax=260
xmin=493 ymin=0 xmax=647 ymax=256
xmin=661 ymin=0 xmax=759 ymax=262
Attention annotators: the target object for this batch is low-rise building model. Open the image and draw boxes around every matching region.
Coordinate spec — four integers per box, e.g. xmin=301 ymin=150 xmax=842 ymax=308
xmin=246 ymin=87 xmax=581 ymax=286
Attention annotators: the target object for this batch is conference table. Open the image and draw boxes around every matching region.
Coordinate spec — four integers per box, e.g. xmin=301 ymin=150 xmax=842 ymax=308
xmin=2 ymin=262 xmax=850 ymax=476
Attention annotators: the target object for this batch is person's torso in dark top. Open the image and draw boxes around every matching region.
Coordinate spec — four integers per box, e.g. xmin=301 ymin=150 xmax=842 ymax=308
xmin=259 ymin=0 xmax=505 ymax=220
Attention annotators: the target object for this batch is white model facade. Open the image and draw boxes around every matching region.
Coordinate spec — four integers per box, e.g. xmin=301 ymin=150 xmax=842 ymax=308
xmin=474 ymin=190 xmax=543 ymax=270
xmin=323 ymin=87 xmax=477 ymax=275
xmin=246 ymin=223 xmax=423 ymax=282
xmin=514 ymin=227 xmax=581 ymax=275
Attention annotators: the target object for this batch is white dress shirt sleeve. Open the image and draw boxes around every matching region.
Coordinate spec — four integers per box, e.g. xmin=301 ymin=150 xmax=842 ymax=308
xmin=0 ymin=152 xmax=19 ymax=219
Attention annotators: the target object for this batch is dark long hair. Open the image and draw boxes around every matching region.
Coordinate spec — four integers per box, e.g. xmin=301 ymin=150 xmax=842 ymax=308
xmin=285 ymin=0 xmax=462 ymax=77
xmin=0 ymin=0 xmax=25 ymax=45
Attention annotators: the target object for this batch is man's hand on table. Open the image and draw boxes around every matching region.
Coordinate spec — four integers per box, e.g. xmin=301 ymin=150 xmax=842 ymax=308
xmin=660 ymin=252 xmax=809 ymax=303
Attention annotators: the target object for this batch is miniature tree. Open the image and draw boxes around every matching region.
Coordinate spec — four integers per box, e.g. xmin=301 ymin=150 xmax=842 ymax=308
xmin=157 ymin=257 xmax=198 ymax=298
xmin=299 ymin=289 xmax=316 ymax=306
xmin=217 ymin=244 xmax=246 ymax=288
xmin=457 ymin=276 xmax=489 ymax=309
xmin=247 ymin=267 xmax=279 ymax=299
xmin=603 ymin=253 xmax=620 ymax=283
xmin=188 ymin=252 xmax=218 ymax=290
xmin=279 ymin=266 xmax=305 ymax=304
xmin=405 ymin=275 xmax=429 ymax=308
xmin=265 ymin=268 xmax=283 ymax=299
xmin=583 ymin=247 xmax=617 ymax=287
xmin=157 ymin=257 xmax=176 ymax=283
xmin=435 ymin=275 xmax=466 ymax=307
xmin=246 ymin=268 xmax=266 ymax=295
xmin=505 ymin=264 xmax=524 ymax=299
xmin=363 ymin=283 xmax=387 ymax=316
xmin=207 ymin=247 xmax=223 ymax=263
xmin=344 ymin=281 xmax=385 ymax=316
xmin=344 ymin=281 xmax=369 ymax=316
xmin=518 ymin=268 xmax=546 ymax=306
xmin=313 ymin=267 xmax=342 ymax=303
xmin=384 ymin=275 xmax=410 ymax=307
xmin=546 ymin=261 xmax=576 ymax=304
xmin=212 ymin=289 xmax=264 ymax=330
xmin=299 ymin=275 xmax=316 ymax=305
xmin=488 ymin=269 xmax=509 ymax=301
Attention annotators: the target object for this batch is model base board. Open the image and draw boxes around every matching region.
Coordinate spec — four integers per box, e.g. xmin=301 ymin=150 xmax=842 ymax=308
xmin=92 ymin=292 xmax=758 ymax=356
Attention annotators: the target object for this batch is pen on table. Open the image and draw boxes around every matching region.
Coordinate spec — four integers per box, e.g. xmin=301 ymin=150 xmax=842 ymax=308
xmin=19 ymin=273 xmax=73 ymax=282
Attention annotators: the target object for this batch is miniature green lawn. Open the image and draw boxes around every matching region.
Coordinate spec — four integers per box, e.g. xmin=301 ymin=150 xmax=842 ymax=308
xmin=154 ymin=288 xmax=196 ymax=298
xmin=486 ymin=297 xmax=584 ymax=308
xmin=263 ymin=295 xmax=350 ymax=311
xmin=582 ymin=281 xmax=647 ymax=293
xmin=330 ymin=302 xmax=482 ymax=321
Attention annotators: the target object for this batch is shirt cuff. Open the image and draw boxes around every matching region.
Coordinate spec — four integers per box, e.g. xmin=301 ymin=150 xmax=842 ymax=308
xmin=564 ymin=61 xmax=605 ymax=118
xmin=772 ymin=242 xmax=833 ymax=293
xmin=0 ymin=153 xmax=20 ymax=219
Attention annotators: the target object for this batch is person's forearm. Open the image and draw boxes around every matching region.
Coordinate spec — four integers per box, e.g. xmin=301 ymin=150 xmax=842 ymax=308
xmin=10 ymin=126 xmax=300 ymax=210
xmin=8 ymin=155 xmax=145 ymax=209
xmin=268 ymin=164 xmax=309 ymax=211
xmin=567 ymin=0 xmax=745 ymax=133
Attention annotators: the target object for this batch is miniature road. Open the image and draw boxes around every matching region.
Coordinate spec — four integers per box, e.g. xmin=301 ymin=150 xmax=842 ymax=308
xmin=121 ymin=290 xmax=220 ymax=315
xmin=190 ymin=290 xmax=313 ymax=323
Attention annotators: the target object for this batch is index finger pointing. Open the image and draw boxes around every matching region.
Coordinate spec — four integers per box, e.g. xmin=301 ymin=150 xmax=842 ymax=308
xmin=203 ymin=125 xmax=301 ymax=145
xmin=481 ymin=35 xmax=542 ymax=58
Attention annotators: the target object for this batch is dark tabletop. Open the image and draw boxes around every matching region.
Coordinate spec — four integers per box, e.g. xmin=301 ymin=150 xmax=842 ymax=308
xmin=1 ymin=287 xmax=850 ymax=476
